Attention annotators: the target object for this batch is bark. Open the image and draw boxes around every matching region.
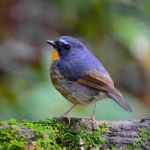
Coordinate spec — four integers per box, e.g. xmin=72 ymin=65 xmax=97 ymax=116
xmin=0 ymin=118 xmax=150 ymax=149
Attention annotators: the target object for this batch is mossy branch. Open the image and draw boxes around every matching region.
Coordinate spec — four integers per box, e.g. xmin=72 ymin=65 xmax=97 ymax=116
xmin=0 ymin=118 xmax=150 ymax=149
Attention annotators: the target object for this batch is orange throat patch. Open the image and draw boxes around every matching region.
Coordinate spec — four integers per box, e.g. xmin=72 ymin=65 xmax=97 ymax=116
xmin=51 ymin=48 xmax=59 ymax=64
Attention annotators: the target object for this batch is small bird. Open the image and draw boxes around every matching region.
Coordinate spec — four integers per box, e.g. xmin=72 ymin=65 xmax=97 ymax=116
xmin=47 ymin=36 xmax=132 ymax=120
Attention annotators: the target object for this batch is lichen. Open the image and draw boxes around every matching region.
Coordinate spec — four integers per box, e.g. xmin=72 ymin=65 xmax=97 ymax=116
xmin=128 ymin=128 xmax=150 ymax=150
xmin=0 ymin=118 xmax=108 ymax=150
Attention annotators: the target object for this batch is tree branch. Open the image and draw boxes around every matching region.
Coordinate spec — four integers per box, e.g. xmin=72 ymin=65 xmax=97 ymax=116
xmin=0 ymin=118 xmax=149 ymax=149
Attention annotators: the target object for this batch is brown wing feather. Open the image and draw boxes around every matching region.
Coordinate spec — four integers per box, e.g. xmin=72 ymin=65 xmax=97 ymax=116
xmin=77 ymin=71 xmax=122 ymax=97
xmin=81 ymin=71 xmax=114 ymax=87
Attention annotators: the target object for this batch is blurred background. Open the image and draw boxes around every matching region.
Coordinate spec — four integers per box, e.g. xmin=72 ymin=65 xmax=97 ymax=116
xmin=0 ymin=0 xmax=150 ymax=121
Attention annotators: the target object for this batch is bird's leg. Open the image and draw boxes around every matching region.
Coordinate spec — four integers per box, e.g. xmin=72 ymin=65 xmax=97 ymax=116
xmin=60 ymin=104 xmax=77 ymax=118
xmin=90 ymin=102 xmax=96 ymax=121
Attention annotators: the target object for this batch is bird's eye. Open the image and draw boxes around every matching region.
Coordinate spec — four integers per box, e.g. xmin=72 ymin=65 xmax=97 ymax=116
xmin=64 ymin=44 xmax=70 ymax=50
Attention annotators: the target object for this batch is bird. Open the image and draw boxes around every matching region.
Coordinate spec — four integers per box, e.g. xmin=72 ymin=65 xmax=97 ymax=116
xmin=47 ymin=36 xmax=132 ymax=120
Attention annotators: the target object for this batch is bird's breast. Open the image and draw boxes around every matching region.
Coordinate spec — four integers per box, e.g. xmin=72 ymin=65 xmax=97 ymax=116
xmin=50 ymin=62 xmax=105 ymax=105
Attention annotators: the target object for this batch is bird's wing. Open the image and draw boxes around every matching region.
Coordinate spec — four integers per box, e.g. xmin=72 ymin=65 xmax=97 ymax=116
xmin=77 ymin=71 xmax=122 ymax=97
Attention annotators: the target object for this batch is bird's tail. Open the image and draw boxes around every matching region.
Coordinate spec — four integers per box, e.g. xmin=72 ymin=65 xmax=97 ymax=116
xmin=107 ymin=92 xmax=132 ymax=112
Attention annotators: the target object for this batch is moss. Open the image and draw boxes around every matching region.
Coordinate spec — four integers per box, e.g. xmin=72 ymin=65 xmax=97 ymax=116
xmin=0 ymin=118 xmax=108 ymax=150
xmin=128 ymin=128 xmax=150 ymax=150
xmin=0 ymin=119 xmax=27 ymax=150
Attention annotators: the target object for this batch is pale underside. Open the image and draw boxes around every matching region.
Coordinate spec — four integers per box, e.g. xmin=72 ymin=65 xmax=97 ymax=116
xmin=50 ymin=62 xmax=106 ymax=105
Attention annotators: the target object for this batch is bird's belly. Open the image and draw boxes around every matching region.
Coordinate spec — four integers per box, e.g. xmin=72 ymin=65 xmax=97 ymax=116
xmin=50 ymin=64 xmax=105 ymax=105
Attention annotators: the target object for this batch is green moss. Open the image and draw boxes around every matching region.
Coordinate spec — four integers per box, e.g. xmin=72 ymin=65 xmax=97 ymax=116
xmin=0 ymin=118 xmax=108 ymax=150
xmin=128 ymin=128 xmax=150 ymax=150
xmin=0 ymin=119 xmax=27 ymax=150
xmin=1 ymin=118 xmax=149 ymax=149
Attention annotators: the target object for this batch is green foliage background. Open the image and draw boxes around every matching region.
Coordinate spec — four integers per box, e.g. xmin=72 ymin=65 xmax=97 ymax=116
xmin=0 ymin=0 xmax=150 ymax=121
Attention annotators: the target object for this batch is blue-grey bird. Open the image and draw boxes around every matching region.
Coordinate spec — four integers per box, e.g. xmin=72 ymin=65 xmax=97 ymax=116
xmin=47 ymin=36 xmax=132 ymax=120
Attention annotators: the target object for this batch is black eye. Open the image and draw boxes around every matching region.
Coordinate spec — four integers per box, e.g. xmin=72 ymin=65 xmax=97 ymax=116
xmin=64 ymin=44 xmax=70 ymax=50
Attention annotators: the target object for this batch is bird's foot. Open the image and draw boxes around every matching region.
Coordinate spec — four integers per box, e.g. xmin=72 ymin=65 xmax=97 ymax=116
xmin=90 ymin=116 xmax=98 ymax=129
xmin=59 ymin=115 xmax=70 ymax=124
xmin=90 ymin=115 xmax=95 ymax=121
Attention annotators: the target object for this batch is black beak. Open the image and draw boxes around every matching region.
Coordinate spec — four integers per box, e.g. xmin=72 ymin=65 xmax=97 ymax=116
xmin=47 ymin=40 xmax=56 ymax=47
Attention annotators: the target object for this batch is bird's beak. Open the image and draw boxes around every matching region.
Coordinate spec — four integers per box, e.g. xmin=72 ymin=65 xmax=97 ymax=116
xmin=47 ymin=40 xmax=59 ymax=63
xmin=47 ymin=40 xmax=56 ymax=47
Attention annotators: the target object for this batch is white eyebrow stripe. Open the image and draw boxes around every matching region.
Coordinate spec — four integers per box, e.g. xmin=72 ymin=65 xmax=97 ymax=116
xmin=59 ymin=39 xmax=68 ymax=44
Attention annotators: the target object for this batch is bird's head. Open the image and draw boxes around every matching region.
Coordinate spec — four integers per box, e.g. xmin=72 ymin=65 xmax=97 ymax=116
xmin=47 ymin=36 xmax=85 ymax=60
